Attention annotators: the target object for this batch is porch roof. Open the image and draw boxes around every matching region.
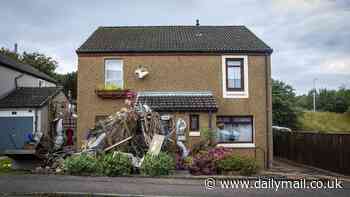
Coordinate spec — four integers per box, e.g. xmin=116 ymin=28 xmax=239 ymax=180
xmin=0 ymin=87 xmax=62 ymax=108
xmin=136 ymin=91 xmax=218 ymax=112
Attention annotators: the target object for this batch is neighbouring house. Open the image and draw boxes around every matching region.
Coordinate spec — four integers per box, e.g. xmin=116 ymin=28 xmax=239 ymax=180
xmin=76 ymin=25 xmax=273 ymax=168
xmin=0 ymin=54 xmax=68 ymax=153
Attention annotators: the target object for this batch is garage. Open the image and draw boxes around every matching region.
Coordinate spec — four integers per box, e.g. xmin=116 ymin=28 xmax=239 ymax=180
xmin=0 ymin=116 xmax=34 ymax=150
xmin=0 ymin=87 xmax=66 ymax=153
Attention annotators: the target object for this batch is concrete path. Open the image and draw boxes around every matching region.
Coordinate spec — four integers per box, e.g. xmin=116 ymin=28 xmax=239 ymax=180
xmin=0 ymin=174 xmax=349 ymax=197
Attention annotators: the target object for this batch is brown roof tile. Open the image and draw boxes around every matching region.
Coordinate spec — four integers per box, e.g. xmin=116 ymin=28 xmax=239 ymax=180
xmin=136 ymin=91 xmax=218 ymax=112
xmin=77 ymin=26 xmax=272 ymax=54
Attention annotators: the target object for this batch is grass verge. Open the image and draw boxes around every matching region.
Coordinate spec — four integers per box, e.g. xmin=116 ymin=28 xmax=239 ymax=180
xmin=298 ymin=111 xmax=350 ymax=133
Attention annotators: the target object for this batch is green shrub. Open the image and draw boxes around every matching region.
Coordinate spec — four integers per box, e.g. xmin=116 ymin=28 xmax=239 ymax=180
xmin=200 ymin=128 xmax=216 ymax=143
xmin=183 ymin=156 xmax=193 ymax=168
xmin=346 ymin=107 xmax=350 ymax=115
xmin=63 ymin=154 xmax=98 ymax=175
xmin=140 ymin=152 xmax=175 ymax=176
xmin=216 ymin=155 xmax=259 ymax=176
xmin=0 ymin=158 xmax=12 ymax=172
xmin=99 ymin=152 xmax=132 ymax=176
xmin=240 ymin=158 xmax=259 ymax=176
xmin=217 ymin=155 xmax=244 ymax=172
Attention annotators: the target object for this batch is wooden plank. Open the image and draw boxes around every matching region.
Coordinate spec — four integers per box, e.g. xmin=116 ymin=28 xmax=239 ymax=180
xmin=103 ymin=136 xmax=133 ymax=152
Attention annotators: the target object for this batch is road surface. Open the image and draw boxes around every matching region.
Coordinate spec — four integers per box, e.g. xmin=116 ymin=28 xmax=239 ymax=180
xmin=0 ymin=174 xmax=349 ymax=197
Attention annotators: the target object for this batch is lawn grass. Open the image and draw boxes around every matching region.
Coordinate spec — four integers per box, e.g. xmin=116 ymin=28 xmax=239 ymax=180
xmin=298 ymin=111 xmax=350 ymax=133
xmin=0 ymin=157 xmax=29 ymax=175
xmin=0 ymin=157 xmax=12 ymax=173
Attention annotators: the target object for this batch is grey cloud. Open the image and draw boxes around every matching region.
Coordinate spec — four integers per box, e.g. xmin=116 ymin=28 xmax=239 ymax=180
xmin=0 ymin=0 xmax=349 ymax=94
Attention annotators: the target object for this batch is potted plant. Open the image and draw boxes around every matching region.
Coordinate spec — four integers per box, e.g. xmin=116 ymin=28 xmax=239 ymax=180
xmin=95 ymin=84 xmax=132 ymax=99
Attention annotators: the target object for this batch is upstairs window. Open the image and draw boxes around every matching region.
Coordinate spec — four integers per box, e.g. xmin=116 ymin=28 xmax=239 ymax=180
xmin=226 ymin=58 xmax=244 ymax=91
xmin=222 ymin=55 xmax=249 ymax=98
xmin=105 ymin=59 xmax=123 ymax=88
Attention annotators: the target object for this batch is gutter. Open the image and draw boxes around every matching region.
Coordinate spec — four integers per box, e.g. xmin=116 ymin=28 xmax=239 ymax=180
xmin=265 ymin=54 xmax=273 ymax=168
xmin=38 ymin=87 xmax=63 ymax=107
xmin=14 ymin=74 xmax=24 ymax=89
xmin=76 ymin=49 xmax=273 ymax=55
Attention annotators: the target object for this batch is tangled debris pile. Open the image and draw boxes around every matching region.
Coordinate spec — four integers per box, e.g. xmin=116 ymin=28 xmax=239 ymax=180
xmin=36 ymin=102 xmax=186 ymax=173
xmin=82 ymin=105 xmax=169 ymax=157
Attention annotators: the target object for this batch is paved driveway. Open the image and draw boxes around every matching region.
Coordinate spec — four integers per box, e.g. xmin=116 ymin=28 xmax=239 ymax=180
xmin=268 ymin=159 xmax=350 ymax=182
xmin=0 ymin=174 xmax=349 ymax=197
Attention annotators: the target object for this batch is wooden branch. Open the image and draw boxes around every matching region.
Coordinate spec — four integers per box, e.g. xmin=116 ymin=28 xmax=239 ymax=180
xmin=103 ymin=136 xmax=133 ymax=152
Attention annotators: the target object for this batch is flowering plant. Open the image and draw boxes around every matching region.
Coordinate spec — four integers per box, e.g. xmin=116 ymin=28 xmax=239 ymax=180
xmin=189 ymin=147 xmax=232 ymax=175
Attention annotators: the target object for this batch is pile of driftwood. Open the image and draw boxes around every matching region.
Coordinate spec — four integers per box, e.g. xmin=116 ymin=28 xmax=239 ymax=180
xmin=33 ymin=103 xmax=181 ymax=173
xmin=81 ymin=105 xmax=173 ymax=158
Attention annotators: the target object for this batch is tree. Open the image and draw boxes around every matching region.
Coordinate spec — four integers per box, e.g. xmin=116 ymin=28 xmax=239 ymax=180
xmin=22 ymin=52 xmax=58 ymax=78
xmin=272 ymin=79 xmax=299 ymax=129
xmin=0 ymin=48 xmax=57 ymax=78
xmin=56 ymin=71 xmax=77 ymax=100
xmin=0 ymin=47 xmax=20 ymax=60
xmin=296 ymin=87 xmax=350 ymax=113
xmin=334 ymin=97 xmax=347 ymax=113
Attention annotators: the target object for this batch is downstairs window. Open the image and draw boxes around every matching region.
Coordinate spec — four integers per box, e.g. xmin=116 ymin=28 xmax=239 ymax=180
xmin=216 ymin=116 xmax=253 ymax=143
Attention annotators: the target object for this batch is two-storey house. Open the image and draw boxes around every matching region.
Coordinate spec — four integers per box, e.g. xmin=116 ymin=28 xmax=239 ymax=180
xmin=76 ymin=25 xmax=273 ymax=168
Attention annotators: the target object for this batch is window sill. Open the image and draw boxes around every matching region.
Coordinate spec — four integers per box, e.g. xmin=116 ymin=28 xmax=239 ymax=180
xmin=95 ymin=89 xmax=135 ymax=99
xmin=189 ymin=132 xmax=200 ymax=137
xmin=223 ymin=91 xmax=249 ymax=99
xmin=216 ymin=143 xmax=255 ymax=148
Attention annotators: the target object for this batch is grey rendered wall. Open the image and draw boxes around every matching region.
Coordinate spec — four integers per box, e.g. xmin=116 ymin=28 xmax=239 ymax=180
xmin=39 ymin=92 xmax=68 ymax=138
xmin=39 ymin=105 xmax=49 ymax=136
xmin=0 ymin=64 xmax=56 ymax=98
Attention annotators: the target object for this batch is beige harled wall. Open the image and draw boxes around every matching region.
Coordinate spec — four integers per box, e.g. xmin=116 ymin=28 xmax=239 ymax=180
xmin=77 ymin=53 xmax=271 ymax=168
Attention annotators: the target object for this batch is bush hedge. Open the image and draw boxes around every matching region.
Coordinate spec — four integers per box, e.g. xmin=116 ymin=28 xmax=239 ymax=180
xmin=239 ymin=158 xmax=259 ymax=176
xmin=140 ymin=152 xmax=175 ymax=176
xmin=216 ymin=155 xmax=244 ymax=172
xmin=63 ymin=154 xmax=99 ymax=175
xmin=98 ymin=152 xmax=133 ymax=176
xmin=216 ymin=155 xmax=259 ymax=176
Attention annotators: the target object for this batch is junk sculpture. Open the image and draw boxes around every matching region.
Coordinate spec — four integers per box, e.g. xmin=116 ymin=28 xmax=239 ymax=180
xmin=176 ymin=119 xmax=189 ymax=158
xmin=134 ymin=65 xmax=149 ymax=79
xmin=53 ymin=117 xmax=64 ymax=150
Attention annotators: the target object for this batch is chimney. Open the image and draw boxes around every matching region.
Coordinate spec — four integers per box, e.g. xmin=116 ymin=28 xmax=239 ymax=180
xmin=14 ymin=43 xmax=18 ymax=54
xmin=196 ymin=19 xmax=200 ymax=26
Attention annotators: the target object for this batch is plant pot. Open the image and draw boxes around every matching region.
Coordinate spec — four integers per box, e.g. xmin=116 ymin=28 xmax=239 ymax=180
xmin=95 ymin=89 xmax=131 ymax=99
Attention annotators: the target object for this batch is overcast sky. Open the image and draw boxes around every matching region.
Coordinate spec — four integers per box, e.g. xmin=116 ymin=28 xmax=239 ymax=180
xmin=1 ymin=0 xmax=349 ymax=94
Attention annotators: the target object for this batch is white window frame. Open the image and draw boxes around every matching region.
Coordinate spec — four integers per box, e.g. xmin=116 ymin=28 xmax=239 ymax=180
xmin=217 ymin=143 xmax=255 ymax=148
xmin=104 ymin=59 xmax=124 ymax=89
xmin=189 ymin=131 xmax=201 ymax=137
xmin=222 ymin=55 xmax=249 ymax=98
xmin=216 ymin=116 xmax=255 ymax=148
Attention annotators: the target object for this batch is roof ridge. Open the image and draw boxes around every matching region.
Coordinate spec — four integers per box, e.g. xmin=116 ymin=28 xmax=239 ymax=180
xmin=100 ymin=25 xmax=246 ymax=28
